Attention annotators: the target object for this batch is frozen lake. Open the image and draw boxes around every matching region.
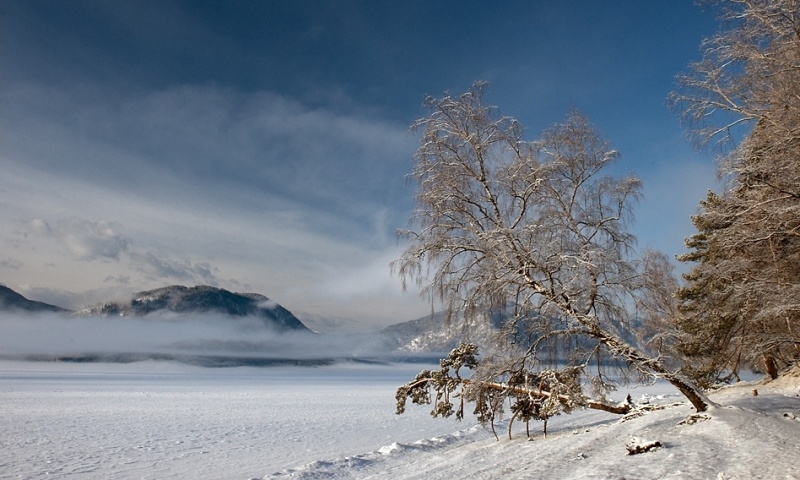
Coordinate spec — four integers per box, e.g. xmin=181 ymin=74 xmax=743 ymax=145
xmin=0 ymin=360 xmax=481 ymax=479
xmin=3 ymin=359 xmax=788 ymax=480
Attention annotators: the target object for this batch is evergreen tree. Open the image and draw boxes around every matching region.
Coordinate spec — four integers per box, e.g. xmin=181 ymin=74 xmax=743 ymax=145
xmin=673 ymin=0 xmax=800 ymax=382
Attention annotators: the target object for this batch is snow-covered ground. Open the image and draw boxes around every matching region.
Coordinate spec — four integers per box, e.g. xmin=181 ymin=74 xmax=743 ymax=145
xmin=2 ymin=360 xmax=799 ymax=479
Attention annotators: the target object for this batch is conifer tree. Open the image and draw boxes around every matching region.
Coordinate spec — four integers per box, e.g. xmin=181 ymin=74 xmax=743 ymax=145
xmin=672 ymin=0 xmax=800 ymax=381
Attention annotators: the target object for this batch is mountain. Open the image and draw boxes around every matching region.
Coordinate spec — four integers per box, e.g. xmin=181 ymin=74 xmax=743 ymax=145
xmin=382 ymin=309 xmax=509 ymax=353
xmin=382 ymin=311 xmax=455 ymax=352
xmin=382 ymin=307 xmax=622 ymax=357
xmin=77 ymin=285 xmax=310 ymax=332
xmin=0 ymin=285 xmax=69 ymax=313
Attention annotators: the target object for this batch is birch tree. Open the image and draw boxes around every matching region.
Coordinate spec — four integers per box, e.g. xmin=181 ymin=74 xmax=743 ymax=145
xmin=394 ymin=83 xmax=712 ymax=416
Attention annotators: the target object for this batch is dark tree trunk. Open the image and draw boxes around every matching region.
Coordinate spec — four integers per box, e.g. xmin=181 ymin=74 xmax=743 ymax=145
xmin=586 ymin=323 xmax=714 ymax=412
xmin=586 ymin=400 xmax=632 ymax=414
xmin=764 ymin=355 xmax=779 ymax=380
xmin=661 ymin=372 xmax=713 ymax=412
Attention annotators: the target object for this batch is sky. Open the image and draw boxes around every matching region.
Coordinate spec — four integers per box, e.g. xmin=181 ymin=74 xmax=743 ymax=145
xmin=1 ymin=0 xmax=723 ymax=331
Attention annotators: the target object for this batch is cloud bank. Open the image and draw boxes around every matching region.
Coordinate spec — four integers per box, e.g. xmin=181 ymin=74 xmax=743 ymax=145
xmin=0 ymin=311 xmax=397 ymax=363
xmin=0 ymin=82 xmax=429 ymax=326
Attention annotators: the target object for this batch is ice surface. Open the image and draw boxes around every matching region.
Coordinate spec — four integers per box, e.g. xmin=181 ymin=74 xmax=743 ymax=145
xmin=2 ymin=360 xmax=799 ymax=480
xmin=0 ymin=361 xmax=470 ymax=479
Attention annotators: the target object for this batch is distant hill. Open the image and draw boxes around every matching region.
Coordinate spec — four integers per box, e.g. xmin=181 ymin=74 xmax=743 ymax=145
xmin=382 ymin=309 xmax=510 ymax=353
xmin=382 ymin=311 xmax=456 ymax=352
xmin=77 ymin=285 xmax=311 ymax=332
xmin=382 ymin=305 xmax=653 ymax=362
xmin=0 ymin=285 xmax=69 ymax=313
xmin=381 ymin=306 xmax=636 ymax=358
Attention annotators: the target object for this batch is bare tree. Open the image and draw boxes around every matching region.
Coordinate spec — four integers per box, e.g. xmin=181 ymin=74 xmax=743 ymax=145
xmin=394 ymin=83 xmax=713 ymax=418
xmin=671 ymin=0 xmax=800 ymax=151
xmin=672 ymin=0 xmax=800 ymax=382
xmin=634 ymin=249 xmax=683 ymax=360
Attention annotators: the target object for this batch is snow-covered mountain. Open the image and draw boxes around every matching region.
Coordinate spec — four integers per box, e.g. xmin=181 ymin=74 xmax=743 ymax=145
xmin=381 ymin=306 xmax=645 ymax=358
xmin=381 ymin=309 xmax=509 ymax=353
xmin=0 ymin=285 xmax=69 ymax=313
xmin=382 ymin=311 xmax=457 ymax=352
xmin=76 ymin=285 xmax=310 ymax=332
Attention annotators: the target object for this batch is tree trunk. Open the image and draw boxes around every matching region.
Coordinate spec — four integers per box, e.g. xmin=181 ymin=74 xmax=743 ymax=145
xmin=764 ymin=355 xmax=779 ymax=380
xmin=660 ymin=371 xmax=714 ymax=412
xmin=481 ymin=381 xmax=633 ymax=414
xmin=585 ymin=323 xmax=715 ymax=412
xmin=587 ymin=399 xmax=632 ymax=415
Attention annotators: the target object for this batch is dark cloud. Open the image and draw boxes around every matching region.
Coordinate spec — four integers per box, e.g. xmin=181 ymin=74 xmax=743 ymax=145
xmin=60 ymin=218 xmax=132 ymax=261
xmin=3 ymin=83 xmax=414 ymax=230
xmin=0 ymin=258 xmax=23 ymax=270
xmin=129 ymin=251 xmax=220 ymax=286
xmin=103 ymin=275 xmax=131 ymax=285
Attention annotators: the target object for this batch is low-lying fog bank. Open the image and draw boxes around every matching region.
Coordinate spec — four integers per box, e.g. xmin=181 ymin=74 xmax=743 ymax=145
xmin=0 ymin=312 xmax=445 ymax=366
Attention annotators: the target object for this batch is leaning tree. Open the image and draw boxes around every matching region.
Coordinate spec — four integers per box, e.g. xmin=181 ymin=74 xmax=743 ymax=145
xmin=393 ymin=83 xmax=712 ymax=432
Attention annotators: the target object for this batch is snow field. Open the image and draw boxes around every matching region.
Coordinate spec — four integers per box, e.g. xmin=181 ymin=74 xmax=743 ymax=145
xmin=0 ymin=361 xmax=474 ymax=479
xmin=2 ymin=361 xmax=799 ymax=479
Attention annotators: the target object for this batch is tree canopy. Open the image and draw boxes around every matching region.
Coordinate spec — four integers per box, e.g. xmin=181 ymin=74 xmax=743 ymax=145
xmin=394 ymin=83 xmax=711 ymax=415
xmin=672 ymin=0 xmax=800 ymax=383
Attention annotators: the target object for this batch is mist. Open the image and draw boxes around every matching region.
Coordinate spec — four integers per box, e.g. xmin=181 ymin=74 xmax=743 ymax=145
xmin=0 ymin=311 xmax=401 ymax=365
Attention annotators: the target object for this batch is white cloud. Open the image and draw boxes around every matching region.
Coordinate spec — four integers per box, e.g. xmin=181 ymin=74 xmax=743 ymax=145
xmin=0 ymin=157 xmax=427 ymax=325
xmin=0 ymin=82 xmax=428 ymax=327
xmin=27 ymin=218 xmax=53 ymax=236
xmin=21 ymin=217 xmax=132 ymax=262
xmin=317 ymin=247 xmax=402 ymax=298
xmin=60 ymin=218 xmax=132 ymax=261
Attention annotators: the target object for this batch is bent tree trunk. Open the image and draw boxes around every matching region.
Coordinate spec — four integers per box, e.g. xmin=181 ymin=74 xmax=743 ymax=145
xmin=661 ymin=371 xmax=714 ymax=412
xmin=586 ymin=323 xmax=715 ymax=412
xmin=478 ymin=381 xmax=634 ymax=414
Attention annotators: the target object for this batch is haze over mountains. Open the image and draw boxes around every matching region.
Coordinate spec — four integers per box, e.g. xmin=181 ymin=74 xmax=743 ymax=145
xmin=0 ymin=284 xmax=475 ymax=361
xmin=1 ymin=284 xmax=644 ymax=364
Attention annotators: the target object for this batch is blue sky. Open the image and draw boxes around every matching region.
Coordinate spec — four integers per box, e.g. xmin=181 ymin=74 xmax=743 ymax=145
xmin=1 ymin=0 xmax=722 ymax=330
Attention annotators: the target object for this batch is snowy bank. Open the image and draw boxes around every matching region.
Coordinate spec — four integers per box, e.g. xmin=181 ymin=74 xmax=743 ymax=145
xmin=266 ymin=368 xmax=800 ymax=479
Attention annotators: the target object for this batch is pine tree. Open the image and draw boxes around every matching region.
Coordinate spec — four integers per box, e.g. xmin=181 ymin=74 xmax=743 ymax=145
xmin=672 ymin=0 xmax=800 ymax=382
